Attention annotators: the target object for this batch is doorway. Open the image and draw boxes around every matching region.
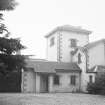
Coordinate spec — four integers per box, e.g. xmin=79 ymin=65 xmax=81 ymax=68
xmin=40 ymin=74 xmax=49 ymax=92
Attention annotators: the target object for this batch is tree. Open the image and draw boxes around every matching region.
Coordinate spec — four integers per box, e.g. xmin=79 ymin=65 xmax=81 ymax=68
xmin=0 ymin=0 xmax=17 ymax=11
xmin=0 ymin=0 xmax=26 ymax=75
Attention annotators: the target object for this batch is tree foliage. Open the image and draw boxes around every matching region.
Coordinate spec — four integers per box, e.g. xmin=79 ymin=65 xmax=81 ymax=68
xmin=87 ymin=73 xmax=105 ymax=95
xmin=0 ymin=27 xmax=26 ymax=75
xmin=0 ymin=0 xmax=26 ymax=75
xmin=0 ymin=0 xmax=17 ymax=11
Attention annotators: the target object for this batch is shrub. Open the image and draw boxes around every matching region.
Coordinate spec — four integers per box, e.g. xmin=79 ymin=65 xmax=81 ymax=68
xmin=87 ymin=73 xmax=105 ymax=95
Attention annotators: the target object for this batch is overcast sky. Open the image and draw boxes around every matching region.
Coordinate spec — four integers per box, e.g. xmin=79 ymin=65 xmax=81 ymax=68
xmin=3 ymin=0 xmax=105 ymax=58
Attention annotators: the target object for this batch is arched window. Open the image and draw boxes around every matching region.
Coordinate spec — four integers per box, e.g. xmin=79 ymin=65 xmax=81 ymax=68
xmin=78 ymin=53 xmax=82 ymax=64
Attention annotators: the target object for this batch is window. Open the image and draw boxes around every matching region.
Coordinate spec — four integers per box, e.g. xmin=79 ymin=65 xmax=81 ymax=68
xmin=71 ymin=75 xmax=76 ymax=85
xmin=89 ymin=75 xmax=93 ymax=83
xmin=78 ymin=53 xmax=82 ymax=64
xmin=53 ymin=75 xmax=59 ymax=85
xmin=50 ymin=37 xmax=55 ymax=47
xmin=70 ymin=39 xmax=77 ymax=48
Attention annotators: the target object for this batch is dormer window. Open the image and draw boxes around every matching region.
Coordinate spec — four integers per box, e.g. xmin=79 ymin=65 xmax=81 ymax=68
xmin=70 ymin=39 xmax=77 ymax=48
xmin=50 ymin=37 xmax=55 ymax=47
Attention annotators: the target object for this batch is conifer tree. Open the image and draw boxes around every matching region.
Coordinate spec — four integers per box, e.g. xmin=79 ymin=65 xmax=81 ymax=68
xmin=0 ymin=0 xmax=26 ymax=75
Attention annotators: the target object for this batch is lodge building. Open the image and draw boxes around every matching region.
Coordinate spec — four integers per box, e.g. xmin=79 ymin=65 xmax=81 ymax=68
xmin=21 ymin=25 xmax=105 ymax=93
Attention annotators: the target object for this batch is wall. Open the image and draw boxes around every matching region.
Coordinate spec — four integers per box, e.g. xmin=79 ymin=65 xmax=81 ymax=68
xmin=46 ymin=32 xmax=58 ymax=61
xmin=50 ymin=72 xmax=81 ymax=93
xmin=22 ymin=70 xmax=81 ymax=93
xmin=60 ymin=31 xmax=89 ymax=62
xmin=88 ymin=42 xmax=105 ymax=69
xmin=22 ymin=70 xmax=36 ymax=93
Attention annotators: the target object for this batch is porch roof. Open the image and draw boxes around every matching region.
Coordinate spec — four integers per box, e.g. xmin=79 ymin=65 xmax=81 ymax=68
xmin=26 ymin=60 xmax=81 ymax=73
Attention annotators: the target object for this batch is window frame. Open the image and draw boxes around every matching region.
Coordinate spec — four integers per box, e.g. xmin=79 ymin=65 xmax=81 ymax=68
xmin=70 ymin=39 xmax=77 ymax=48
xmin=70 ymin=75 xmax=76 ymax=85
xmin=89 ymin=75 xmax=93 ymax=83
xmin=50 ymin=37 xmax=55 ymax=47
xmin=53 ymin=75 xmax=59 ymax=85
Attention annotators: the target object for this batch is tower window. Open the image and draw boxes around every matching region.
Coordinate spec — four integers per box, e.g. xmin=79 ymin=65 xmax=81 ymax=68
xmin=50 ymin=37 xmax=55 ymax=47
xmin=70 ymin=39 xmax=77 ymax=48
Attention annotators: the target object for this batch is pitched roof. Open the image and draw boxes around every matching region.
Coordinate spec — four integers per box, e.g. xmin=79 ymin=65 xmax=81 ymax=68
xmin=84 ymin=39 xmax=105 ymax=49
xmin=87 ymin=66 xmax=97 ymax=73
xmin=26 ymin=60 xmax=81 ymax=73
xmin=71 ymin=39 xmax=105 ymax=54
xmin=45 ymin=25 xmax=92 ymax=38
xmin=88 ymin=65 xmax=105 ymax=73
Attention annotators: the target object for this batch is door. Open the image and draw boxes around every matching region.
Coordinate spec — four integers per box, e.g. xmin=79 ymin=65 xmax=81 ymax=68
xmin=40 ymin=74 xmax=49 ymax=92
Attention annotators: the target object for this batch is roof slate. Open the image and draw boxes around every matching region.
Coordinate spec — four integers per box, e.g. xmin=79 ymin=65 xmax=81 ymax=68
xmin=88 ymin=65 xmax=105 ymax=73
xmin=26 ymin=60 xmax=81 ymax=73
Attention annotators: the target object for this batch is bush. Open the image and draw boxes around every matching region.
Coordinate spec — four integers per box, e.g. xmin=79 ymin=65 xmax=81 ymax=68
xmin=0 ymin=71 xmax=21 ymax=92
xmin=87 ymin=73 xmax=105 ymax=95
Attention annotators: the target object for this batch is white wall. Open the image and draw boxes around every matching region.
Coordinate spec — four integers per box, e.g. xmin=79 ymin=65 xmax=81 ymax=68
xmin=22 ymin=70 xmax=36 ymax=93
xmin=60 ymin=31 xmax=89 ymax=62
xmin=88 ymin=42 xmax=105 ymax=69
xmin=46 ymin=32 xmax=58 ymax=61
xmin=52 ymin=72 xmax=81 ymax=92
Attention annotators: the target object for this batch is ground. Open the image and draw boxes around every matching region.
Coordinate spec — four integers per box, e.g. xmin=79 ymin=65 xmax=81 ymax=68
xmin=0 ymin=93 xmax=105 ymax=105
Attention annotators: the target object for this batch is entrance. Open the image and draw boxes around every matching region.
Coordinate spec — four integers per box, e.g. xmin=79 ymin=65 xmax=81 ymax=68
xmin=40 ymin=74 xmax=49 ymax=92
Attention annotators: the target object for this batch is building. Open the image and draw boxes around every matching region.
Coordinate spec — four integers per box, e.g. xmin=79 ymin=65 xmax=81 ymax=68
xmin=22 ymin=60 xmax=81 ymax=93
xmin=21 ymin=25 xmax=105 ymax=93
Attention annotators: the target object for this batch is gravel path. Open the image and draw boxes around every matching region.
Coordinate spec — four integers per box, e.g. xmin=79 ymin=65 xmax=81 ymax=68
xmin=0 ymin=93 xmax=105 ymax=105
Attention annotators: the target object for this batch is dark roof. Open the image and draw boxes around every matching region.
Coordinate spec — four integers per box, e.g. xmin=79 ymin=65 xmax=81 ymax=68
xmin=84 ymin=39 xmax=105 ymax=49
xmin=88 ymin=65 xmax=105 ymax=73
xmin=26 ymin=60 xmax=81 ymax=73
xmin=87 ymin=66 xmax=96 ymax=73
xmin=45 ymin=25 xmax=92 ymax=38
xmin=97 ymin=65 xmax=105 ymax=73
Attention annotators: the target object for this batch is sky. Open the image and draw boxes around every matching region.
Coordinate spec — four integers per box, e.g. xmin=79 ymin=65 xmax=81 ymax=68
xmin=3 ymin=0 xmax=105 ymax=58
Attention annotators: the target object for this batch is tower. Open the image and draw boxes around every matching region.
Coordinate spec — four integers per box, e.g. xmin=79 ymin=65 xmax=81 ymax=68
xmin=45 ymin=25 xmax=91 ymax=62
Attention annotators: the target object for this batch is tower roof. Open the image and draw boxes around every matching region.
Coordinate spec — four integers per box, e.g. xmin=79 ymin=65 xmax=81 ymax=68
xmin=45 ymin=25 xmax=92 ymax=38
